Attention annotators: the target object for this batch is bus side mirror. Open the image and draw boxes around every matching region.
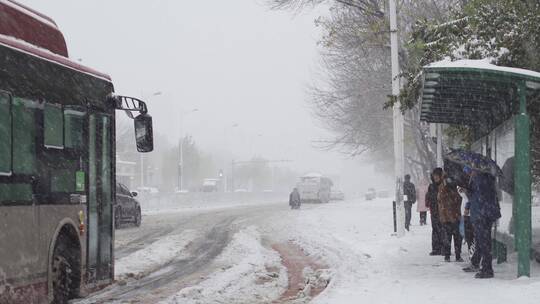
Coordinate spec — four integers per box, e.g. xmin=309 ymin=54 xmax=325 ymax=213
xmin=134 ymin=113 xmax=154 ymax=152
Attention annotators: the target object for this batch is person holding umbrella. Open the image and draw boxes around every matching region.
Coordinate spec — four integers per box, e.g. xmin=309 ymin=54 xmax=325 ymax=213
xmin=444 ymin=149 xmax=502 ymax=278
xmin=461 ymin=166 xmax=501 ymax=278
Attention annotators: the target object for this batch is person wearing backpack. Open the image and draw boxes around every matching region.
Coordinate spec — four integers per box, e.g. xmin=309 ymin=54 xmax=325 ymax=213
xmin=403 ymin=174 xmax=417 ymax=231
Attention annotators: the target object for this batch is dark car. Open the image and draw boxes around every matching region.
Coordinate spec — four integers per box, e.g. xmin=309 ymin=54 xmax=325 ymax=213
xmin=115 ymin=183 xmax=142 ymax=228
xmin=365 ymin=188 xmax=377 ymax=201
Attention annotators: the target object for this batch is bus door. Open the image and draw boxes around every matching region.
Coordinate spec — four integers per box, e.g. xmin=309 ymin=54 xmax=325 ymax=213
xmin=87 ymin=113 xmax=113 ymax=283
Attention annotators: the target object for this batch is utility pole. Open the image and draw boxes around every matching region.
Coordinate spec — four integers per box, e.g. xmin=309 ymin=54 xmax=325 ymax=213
xmin=389 ymin=0 xmax=405 ymax=237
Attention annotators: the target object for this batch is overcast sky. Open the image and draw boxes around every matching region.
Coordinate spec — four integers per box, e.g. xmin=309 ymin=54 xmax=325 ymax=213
xmin=17 ymin=0 xmax=385 ymax=185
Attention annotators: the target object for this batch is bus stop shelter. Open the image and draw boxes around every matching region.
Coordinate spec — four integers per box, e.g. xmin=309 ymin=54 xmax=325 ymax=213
xmin=419 ymin=59 xmax=540 ymax=277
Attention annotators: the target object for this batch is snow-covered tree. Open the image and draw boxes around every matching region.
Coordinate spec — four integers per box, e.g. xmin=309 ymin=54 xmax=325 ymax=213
xmin=397 ymin=0 xmax=540 ymax=181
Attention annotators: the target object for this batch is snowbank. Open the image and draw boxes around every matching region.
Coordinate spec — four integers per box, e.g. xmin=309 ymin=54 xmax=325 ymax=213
xmin=115 ymin=230 xmax=198 ymax=279
xmin=161 ymin=226 xmax=287 ymax=304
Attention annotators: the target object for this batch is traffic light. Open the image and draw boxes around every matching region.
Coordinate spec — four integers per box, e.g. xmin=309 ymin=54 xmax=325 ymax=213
xmin=218 ymin=169 xmax=223 ymax=178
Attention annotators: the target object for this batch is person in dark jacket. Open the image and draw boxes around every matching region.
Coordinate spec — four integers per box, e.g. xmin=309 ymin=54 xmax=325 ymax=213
xmin=403 ymin=174 xmax=416 ymax=231
xmin=462 ymin=166 xmax=501 ymax=278
xmin=289 ymin=188 xmax=301 ymax=210
xmin=426 ymin=168 xmax=444 ymax=255
xmin=438 ymin=173 xmax=463 ymax=262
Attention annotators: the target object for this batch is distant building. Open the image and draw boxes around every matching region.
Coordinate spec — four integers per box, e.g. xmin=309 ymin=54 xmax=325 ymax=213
xmin=117 ymin=159 xmax=137 ymax=189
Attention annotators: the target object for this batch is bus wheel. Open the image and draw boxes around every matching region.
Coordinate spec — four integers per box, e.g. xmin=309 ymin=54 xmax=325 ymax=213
xmin=51 ymin=235 xmax=78 ymax=303
xmin=134 ymin=208 xmax=142 ymax=227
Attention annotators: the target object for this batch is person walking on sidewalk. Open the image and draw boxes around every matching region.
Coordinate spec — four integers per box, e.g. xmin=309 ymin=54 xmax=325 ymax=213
xmin=462 ymin=166 xmax=501 ymax=279
xmin=289 ymin=188 xmax=301 ymax=210
xmin=438 ymin=172 xmax=463 ymax=262
xmin=403 ymin=174 xmax=417 ymax=231
xmin=417 ymin=177 xmax=429 ymax=225
xmin=426 ymin=168 xmax=444 ymax=256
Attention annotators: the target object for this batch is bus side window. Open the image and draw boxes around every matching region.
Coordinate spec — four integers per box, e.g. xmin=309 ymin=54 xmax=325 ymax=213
xmin=0 ymin=92 xmax=11 ymax=175
xmin=49 ymin=108 xmax=86 ymax=195
xmin=64 ymin=109 xmax=85 ymax=149
xmin=0 ymin=97 xmax=36 ymax=203
xmin=44 ymin=103 xmax=64 ymax=149
xmin=12 ymin=97 xmax=37 ymax=175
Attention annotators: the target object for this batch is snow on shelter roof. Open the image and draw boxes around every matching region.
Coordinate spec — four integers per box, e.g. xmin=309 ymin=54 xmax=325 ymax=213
xmin=420 ymin=59 xmax=540 ymax=131
xmin=427 ymin=59 xmax=540 ymax=80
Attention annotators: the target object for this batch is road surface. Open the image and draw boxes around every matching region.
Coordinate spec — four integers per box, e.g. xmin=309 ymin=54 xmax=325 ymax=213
xmin=74 ymin=201 xmax=326 ymax=304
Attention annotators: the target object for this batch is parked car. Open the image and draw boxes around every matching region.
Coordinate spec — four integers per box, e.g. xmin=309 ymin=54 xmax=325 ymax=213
xmin=331 ymin=190 xmax=345 ymax=201
xmin=365 ymin=188 xmax=377 ymax=200
xmin=115 ymin=183 xmax=142 ymax=228
xmin=136 ymin=186 xmax=159 ymax=195
xmin=202 ymin=178 xmax=219 ymax=192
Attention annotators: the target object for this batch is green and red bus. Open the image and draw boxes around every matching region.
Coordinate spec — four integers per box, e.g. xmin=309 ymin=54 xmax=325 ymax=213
xmin=0 ymin=1 xmax=153 ymax=303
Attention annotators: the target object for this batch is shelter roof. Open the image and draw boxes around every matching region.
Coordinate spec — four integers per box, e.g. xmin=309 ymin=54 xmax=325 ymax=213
xmin=420 ymin=59 xmax=540 ymax=129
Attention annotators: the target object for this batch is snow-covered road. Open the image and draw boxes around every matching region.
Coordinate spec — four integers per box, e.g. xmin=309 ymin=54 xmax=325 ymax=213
xmin=75 ymin=198 xmax=540 ymax=304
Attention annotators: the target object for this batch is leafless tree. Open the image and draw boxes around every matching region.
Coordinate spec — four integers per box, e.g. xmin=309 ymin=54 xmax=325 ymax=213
xmin=269 ymin=0 xmax=463 ymax=177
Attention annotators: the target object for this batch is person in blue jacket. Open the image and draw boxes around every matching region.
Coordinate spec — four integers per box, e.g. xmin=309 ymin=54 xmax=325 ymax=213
xmin=461 ymin=166 xmax=501 ymax=278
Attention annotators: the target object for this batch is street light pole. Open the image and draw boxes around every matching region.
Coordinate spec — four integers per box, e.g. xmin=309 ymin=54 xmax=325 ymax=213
xmin=389 ymin=0 xmax=405 ymax=237
xmin=178 ymin=108 xmax=199 ymax=191
xmin=178 ymin=137 xmax=183 ymax=191
xmin=139 ymin=91 xmax=162 ymax=189
xmin=223 ymin=123 xmax=239 ymax=192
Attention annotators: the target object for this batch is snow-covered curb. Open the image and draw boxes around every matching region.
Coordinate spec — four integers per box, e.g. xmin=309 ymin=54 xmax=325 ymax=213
xmin=115 ymin=230 xmax=198 ymax=279
xmin=161 ymin=226 xmax=287 ymax=304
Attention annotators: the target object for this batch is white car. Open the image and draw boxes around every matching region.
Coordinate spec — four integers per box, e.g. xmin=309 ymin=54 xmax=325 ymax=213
xmin=331 ymin=190 xmax=345 ymax=201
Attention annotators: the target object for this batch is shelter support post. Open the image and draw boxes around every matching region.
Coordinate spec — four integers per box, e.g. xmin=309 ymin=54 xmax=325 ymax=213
xmin=514 ymin=80 xmax=531 ymax=277
xmin=436 ymin=124 xmax=443 ymax=167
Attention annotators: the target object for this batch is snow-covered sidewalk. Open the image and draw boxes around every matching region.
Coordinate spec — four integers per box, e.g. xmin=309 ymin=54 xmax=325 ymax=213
xmin=269 ymin=199 xmax=540 ymax=304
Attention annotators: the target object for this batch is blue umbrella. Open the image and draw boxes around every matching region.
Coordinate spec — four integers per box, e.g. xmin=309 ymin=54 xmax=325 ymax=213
xmin=444 ymin=149 xmax=503 ymax=177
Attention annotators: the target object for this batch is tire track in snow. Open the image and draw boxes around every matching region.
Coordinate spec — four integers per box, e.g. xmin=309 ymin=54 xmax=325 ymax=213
xmin=76 ymin=216 xmax=236 ymax=304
